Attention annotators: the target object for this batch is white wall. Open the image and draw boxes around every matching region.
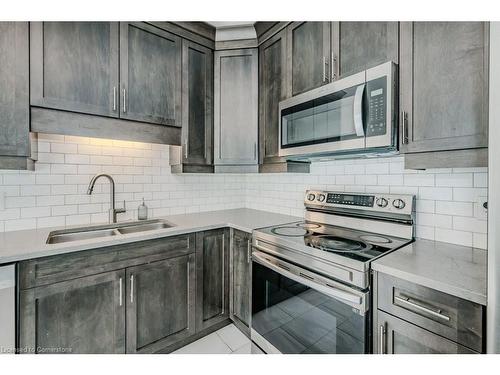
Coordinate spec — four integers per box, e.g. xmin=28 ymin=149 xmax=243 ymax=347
xmin=0 ymin=133 xmax=488 ymax=250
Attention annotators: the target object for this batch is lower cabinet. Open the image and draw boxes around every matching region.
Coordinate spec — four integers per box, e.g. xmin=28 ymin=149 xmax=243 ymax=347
xmin=195 ymin=229 xmax=230 ymax=331
xmin=126 ymin=255 xmax=196 ymax=353
xmin=377 ymin=311 xmax=475 ymax=354
xmin=19 ymin=270 xmax=126 ymax=354
xmin=230 ymin=229 xmax=251 ymax=335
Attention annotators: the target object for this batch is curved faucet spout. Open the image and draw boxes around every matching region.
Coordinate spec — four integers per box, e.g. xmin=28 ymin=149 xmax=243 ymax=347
xmin=86 ymin=174 xmax=125 ymax=223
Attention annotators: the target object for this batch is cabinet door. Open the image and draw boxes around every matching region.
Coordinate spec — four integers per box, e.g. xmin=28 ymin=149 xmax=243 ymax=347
xmin=30 ymin=22 xmax=119 ymax=117
xmin=120 ymin=22 xmax=182 ymax=127
xmin=126 ymin=255 xmax=196 ymax=353
xmin=230 ymin=230 xmax=251 ymax=333
xmin=333 ymin=22 xmax=399 ymax=79
xmin=286 ymin=22 xmax=331 ymax=96
xmin=196 ymin=229 xmax=230 ymax=331
xmin=400 ymin=22 xmax=488 ymax=154
xmin=376 ymin=311 xmax=476 ymax=354
xmin=0 ymin=22 xmax=30 ymax=160
xmin=182 ymin=40 xmax=213 ymax=165
xmin=214 ymin=49 xmax=258 ymax=167
xmin=19 ymin=270 xmax=125 ymax=354
xmin=259 ymin=29 xmax=287 ymax=164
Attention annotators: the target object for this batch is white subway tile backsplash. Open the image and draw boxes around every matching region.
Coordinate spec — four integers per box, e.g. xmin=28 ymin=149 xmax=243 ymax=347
xmin=0 ymin=135 xmax=489 ymax=250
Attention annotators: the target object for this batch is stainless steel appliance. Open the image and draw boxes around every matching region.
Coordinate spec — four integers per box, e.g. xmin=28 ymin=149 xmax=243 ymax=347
xmin=0 ymin=264 xmax=15 ymax=354
xmin=251 ymin=190 xmax=415 ymax=354
xmin=278 ymin=62 xmax=397 ymax=159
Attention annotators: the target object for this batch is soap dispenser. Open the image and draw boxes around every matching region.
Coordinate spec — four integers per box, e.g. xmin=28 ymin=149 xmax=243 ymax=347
xmin=138 ymin=198 xmax=148 ymax=220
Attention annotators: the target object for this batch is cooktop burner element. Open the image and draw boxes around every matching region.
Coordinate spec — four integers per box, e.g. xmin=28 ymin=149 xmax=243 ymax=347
xmin=296 ymin=223 xmax=322 ymax=230
xmin=359 ymin=235 xmax=392 ymax=244
xmin=270 ymin=226 xmax=308 ymax=237
xmin=309 ymin=235 xmax=367 ymax=253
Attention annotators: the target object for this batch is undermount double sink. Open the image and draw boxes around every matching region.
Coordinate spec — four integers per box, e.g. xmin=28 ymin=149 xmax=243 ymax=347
xmin=46 ymin=219 xmax=175 ymax=244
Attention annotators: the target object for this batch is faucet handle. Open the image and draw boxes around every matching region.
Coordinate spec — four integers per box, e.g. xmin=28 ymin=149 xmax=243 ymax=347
xmin=115 ymin=200 xmax=127 ymax=214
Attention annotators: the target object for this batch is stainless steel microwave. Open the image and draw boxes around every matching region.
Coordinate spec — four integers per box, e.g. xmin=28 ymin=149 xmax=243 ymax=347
xmin=278 ymin=61 xmax=397 ymax=159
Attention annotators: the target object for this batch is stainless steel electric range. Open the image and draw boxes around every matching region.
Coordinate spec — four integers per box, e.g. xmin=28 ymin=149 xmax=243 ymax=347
xmin=250 ymin=190 xmax=415 ymax=354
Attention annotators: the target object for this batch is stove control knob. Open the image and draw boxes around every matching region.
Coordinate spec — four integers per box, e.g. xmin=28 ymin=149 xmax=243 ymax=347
xmin=307 ymin=193 xmax=316 ymax=201
xmin=317 ymin=194 xmax=326 ymax=202
xmin=376 ymin=197 xmax=388 ymax=208
xmin=393 ymin=199 xmax=406 ymax=209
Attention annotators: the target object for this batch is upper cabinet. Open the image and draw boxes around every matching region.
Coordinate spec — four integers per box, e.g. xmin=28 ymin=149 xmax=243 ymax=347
xmin=333 ymin=22 xmax=399 ymax=79
xmin=214 ymin=48 xmax=259 ymax=173
xmin=286 ymin=22 xmax=331 ymax=96
xmin=0 ymin=22 xmax=35 ymax=170
xmin=400 ymin=22 xmax=489 ymax=168
xmin=170 ymin=39 xmax=214 ymax=173
xmin=120 ymin=22 xmax=181 ymax=127
xmin=30 ymin=22 xmax=120 ymax=118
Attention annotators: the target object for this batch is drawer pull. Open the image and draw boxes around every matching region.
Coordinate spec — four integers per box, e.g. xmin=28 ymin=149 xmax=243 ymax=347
xmin=394 ymin=295 xmax=450 ymax=322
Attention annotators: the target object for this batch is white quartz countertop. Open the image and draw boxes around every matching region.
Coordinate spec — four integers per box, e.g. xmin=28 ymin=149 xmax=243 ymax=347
xmin=0 ymin=208 xmax=301 ymax=265
xmin=372 ymin=239 xmax=487 ymax=305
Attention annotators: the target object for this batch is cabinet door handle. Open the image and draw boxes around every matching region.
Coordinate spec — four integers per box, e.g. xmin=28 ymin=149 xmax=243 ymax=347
xmin=221 ymin=233 xmax=225 ymax=315
xmin=394 ymin=295 xmax=450 ymax=322
xmin=122 ymin=88 xmax=127 ymax=113
xmin=184 ymin=140 xmax=188 ymax=159
xmin=247 ymin=240 xmax=251 ymax=264
xmin=119 ymin=277 xmax=123 ymax=307
xmin=401 ymin=111 xmax=408 ymax=144
xmin=322 ymin=56 xmax=327 ymax=82
xmin=254 ymin=142 xmax=257 ymax=160
xmin=113 ymin=86 xmax=117 ymax=111
xmin=130 ymin=274 xmax=134 ymax=304
xmin=379 ymin=323 xmax=386 ymax=354
xmin=331 ymin=53 xmax=337 ymax=80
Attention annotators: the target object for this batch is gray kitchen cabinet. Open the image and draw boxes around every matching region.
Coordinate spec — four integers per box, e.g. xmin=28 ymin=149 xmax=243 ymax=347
xmin=120 ymin=22 xmax=182 ymax=127
xmin=332 ymin=22 xmax=399 ymax=79
xmin=399 ymin=22 xmax=489 ymax=168
xmin=126 ymin=255 xmax=196 ymax=353
xmin=376 ymin=311 xmax=475 ymax=354
xmin=19 ymin=270 xmax=126 ymax=354
xmin=30 ymin=22 xmax=119 ymax=118
xmin=286 ymin=22 xmax=331 ymax=96
xmin=0 ymin=22 xmax=35 ymax=170
xmin=196 ymin=229 xmax=230 ymax=331
xmin=170 ymin=40 xmax=214 ymax=173
xmin=214 ymin=48 xmax=259 ymax=173
xmin=258 ymin=29 xmax=310 ymax=173
xmin=230 ymin=230 xmax=251 ymax=335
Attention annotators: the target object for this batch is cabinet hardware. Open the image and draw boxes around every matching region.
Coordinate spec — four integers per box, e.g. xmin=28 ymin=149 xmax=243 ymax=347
xmin=394 ymin=295 xmax=450 ymax=322
xmin=331 ymin=54 xmax=337 ymax=80
xmin=122 ymin=88 xmax=127 ymax=113
xmin=119 ymin=277 xmax=122 ymax=306
xmin=221 ymin=234 xmax=225 ymax=314
xmin=254 ymin=142 xmax=257 ymax=160
xmin=130 ymin=274 xmax=134 ymax=304
xmin=379 ymin=323 xmax=386 ymax=354
xmin=322 ymin=56 xmax=328 ymax=82
xmin=184 ymin=140 xmax=188 ymax=159
xmin=402 ymin=111 xmax=409 ymax=144
xmin=113 ymin=87 xmax=117 ymax=111
xmin=247 ymin=240 xmax=251 ymax=264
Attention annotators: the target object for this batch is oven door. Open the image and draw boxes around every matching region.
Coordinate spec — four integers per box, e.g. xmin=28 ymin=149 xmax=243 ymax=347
xmin=278 ymin=71 xmax=366 ymax=157
xmin=251 ymin=251 xmax=369 ymax=354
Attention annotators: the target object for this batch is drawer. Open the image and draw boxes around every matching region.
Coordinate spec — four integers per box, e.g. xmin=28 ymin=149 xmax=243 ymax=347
xmin=20 ymin=234 xmax=195 ymax=289
xmin=377 ymin=272 xmax=484 ymax=352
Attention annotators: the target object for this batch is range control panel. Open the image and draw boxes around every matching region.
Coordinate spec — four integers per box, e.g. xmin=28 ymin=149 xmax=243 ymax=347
xmin=305 ymin=190 xmax=415 ymax=215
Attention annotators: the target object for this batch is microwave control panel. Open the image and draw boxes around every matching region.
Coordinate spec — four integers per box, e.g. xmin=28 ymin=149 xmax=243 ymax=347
xmin=365 ymin=76 xmax=387 ymax=137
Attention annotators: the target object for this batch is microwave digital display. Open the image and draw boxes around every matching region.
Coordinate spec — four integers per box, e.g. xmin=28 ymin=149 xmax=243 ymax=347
xmin=370 ymin=88 xmax=383 ymax=97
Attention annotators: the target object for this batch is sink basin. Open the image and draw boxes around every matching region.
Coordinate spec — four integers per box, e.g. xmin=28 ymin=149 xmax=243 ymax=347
xmin=117 ymin=221 xmax=174 ymax=235
xmin=46 ymin=219 xmax=175 ymax=244
xmin=47 ymin=228 xmax=119 ymax=244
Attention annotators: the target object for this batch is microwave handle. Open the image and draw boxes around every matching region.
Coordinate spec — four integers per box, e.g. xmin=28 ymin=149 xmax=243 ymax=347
xmin=353 ymin=84 xmax=365 ymax=137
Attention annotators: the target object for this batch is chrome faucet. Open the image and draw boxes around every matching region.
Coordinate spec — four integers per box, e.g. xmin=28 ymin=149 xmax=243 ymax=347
xmin=87 ymin=174 xmax=126 ymax=223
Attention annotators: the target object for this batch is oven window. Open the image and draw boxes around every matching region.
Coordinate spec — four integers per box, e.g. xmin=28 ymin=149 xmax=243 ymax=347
xmin=252 ymin=262 xmax=368 ymax=354
xmin=281 ymin=84 xmax=364 ymax=149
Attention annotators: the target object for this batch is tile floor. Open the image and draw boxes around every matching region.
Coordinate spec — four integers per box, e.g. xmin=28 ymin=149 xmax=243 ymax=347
xmin=172 ymin=324 xmax=251 ymax=354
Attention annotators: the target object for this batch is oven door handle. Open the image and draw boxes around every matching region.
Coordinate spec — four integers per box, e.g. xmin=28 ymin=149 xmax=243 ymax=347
xmin=353 ymin=83 xmax=365 ymax=137
xmin=252 ymin=251 xmax=365 ymax=310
